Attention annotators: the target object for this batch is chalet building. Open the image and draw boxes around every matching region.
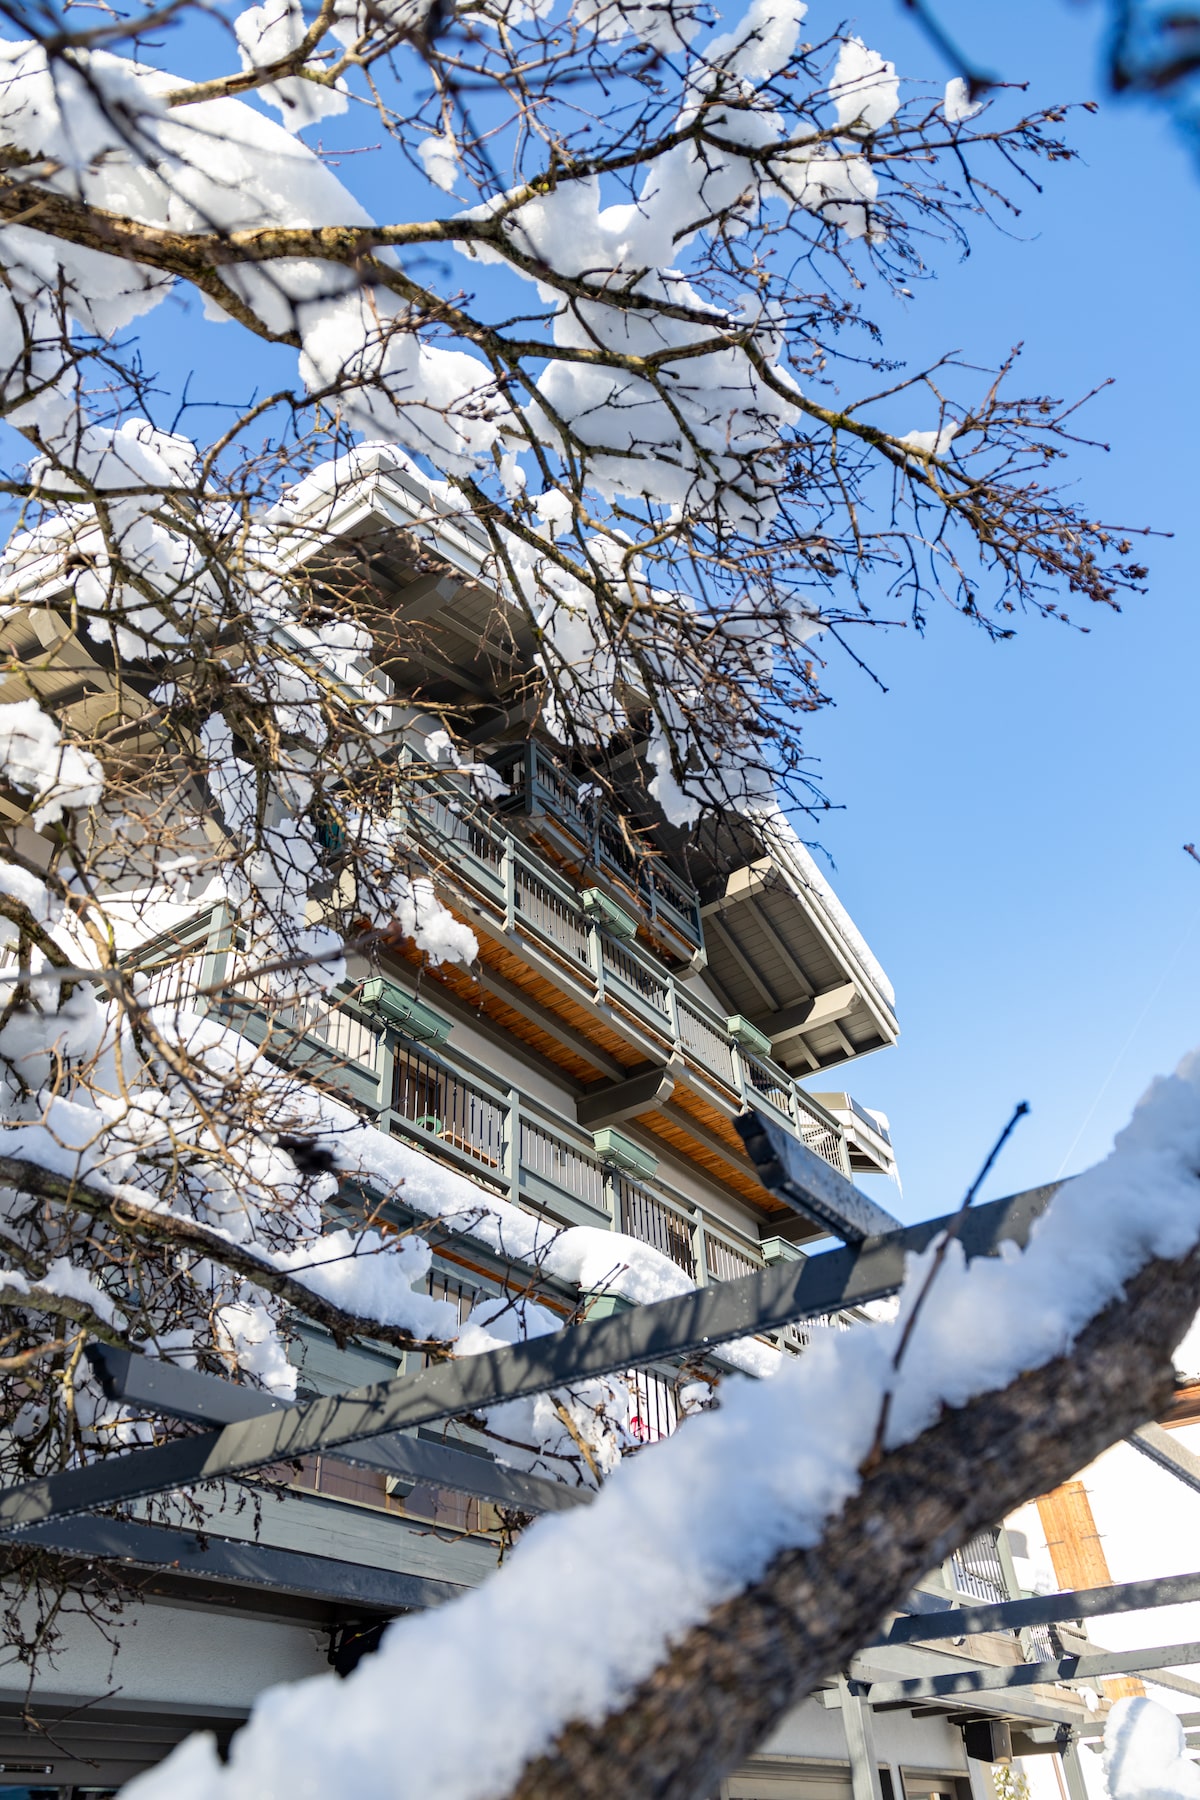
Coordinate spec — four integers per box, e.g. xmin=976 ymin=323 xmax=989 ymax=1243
xmin=0 ymin=451 xmax=1112 ymax=1796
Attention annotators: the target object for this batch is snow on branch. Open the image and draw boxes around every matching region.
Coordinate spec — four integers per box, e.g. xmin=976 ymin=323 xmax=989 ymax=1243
xmin=0 ymin=1152 xmax=455 ymax=1353
xmin=0 ymin=0 xmax=1151 ymax=823
xmin=125 ymin=1052 xmax=1200 ymax=1800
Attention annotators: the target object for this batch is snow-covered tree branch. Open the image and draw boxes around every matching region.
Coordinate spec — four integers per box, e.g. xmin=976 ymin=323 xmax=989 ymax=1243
xmin=120 ymin=1056 xmax=1200 ymax=1800
xmin=0 ymin=0 xmax=1171 ymax=1753
xmin=0 ymin=0 xmax=1148 ymax=821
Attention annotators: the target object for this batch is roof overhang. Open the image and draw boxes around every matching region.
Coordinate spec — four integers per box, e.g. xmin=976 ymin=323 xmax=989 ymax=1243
xmin=701 ymin=841 xmax=898 ymax=1075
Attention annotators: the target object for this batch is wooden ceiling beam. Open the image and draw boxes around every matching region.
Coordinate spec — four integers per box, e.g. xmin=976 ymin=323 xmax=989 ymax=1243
xmin=704 ymin=912 xmax=780 ymax=1011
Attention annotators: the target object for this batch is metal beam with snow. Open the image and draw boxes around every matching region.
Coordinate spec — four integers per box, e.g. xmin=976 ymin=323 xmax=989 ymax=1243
xmin=86 ymin=1344 xmax=588 ymax=1517
xmin=735 ymin=1107 xmax=904 ymax=1243
xmin=878 ymin=1571 xmax=1200 ymax=1646
xmin=0 ymin=1182 xmax=1054 ymax=1538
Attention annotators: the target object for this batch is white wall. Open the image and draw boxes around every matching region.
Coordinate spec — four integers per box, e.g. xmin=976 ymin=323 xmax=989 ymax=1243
xmin=2 ymin=1591 xmax=331 ymax=1714
xmin=759 ymin=1695 xmax=969 ymax=1773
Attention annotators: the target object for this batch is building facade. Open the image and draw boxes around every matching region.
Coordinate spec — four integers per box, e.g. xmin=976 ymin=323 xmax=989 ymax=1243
xmin=0 ymin=454 xmax=1112 ymax=1797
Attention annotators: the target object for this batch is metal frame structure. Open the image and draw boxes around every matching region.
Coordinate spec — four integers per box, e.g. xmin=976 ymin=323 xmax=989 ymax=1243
xmin=877 ymin=1571 xmax=1200 ymax=1645
xmin=7 ymin=1131 xmax=1200 ymax=1795
xmin=0 ymin=1179 xmax=1052 ymax=1538
xmin=858 ymin=1642 xmax=1200 ymax=1705
xmin=85 ymin=1344 xmax=588 ymax=1517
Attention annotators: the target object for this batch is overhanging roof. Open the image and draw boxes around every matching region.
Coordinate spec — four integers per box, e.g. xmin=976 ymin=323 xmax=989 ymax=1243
xmin=701 ymin=819 xmax=897 ymax=1074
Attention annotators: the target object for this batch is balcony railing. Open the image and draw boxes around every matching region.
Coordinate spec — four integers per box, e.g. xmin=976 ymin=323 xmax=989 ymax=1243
xmin=393 ymin=1042 xmax=506 ymax=1172
xmin=381 ymin=1046 xmax=766 ymax=1291
xmin=615 ymin=1175 xmax=697 ymax=1279
xmin=490 ymin=741 xmax=704 ymax=956
xmin=405 ymin=777 xmax=854 ymax=1182
xmin=127 ymin=883 xmax=859 ymax=1281
xmin=947 ymin=1528 xmax=1010 ymax=1606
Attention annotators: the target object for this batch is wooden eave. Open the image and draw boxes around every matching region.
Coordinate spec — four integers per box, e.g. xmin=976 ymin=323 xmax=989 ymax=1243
xmin=700 ymin=863 xmax=896 ymax=1075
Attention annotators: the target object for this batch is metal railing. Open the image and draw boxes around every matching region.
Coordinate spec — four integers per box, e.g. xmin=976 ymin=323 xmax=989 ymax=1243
xmin=601 ymin=932 xmax=673 ymax=1023
xmin=616 ymin=1176 xmax=696 ymax=1278
xmin=405 ymin=776 xmax=853 ymax=1181
xmin=519 ymin=1116 xmax=607 ymax=1214
xmin=492 ymin=740 xmax=704 ymax=953
xmin=393 ymin=1043 xmax=506 ymax=1172
xmin=626 ymin=1368 xmax=678 ymax=1443
xmin=948 ymin=1529 xmax=1010 ymax=1606
xmin=514 ymin=861 xmax=592 ymax=970
xmin=676 ymin=992 xmax=734 ymax=1081
xmin=705 ymin=1232 xmax=760 ymax=1284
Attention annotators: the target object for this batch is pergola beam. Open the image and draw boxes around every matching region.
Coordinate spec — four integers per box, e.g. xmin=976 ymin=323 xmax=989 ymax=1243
xmin=879 ymin=1569 xmax=1200 ymax=1646
xmin=85 ymin=1344 xmax=589 ymax=1517
xmin=0 ymin=1182 xmax=1053 ymax=1538
xmin=736 ymin=1108 xmax=904 ymax=1243
xmin=19 ymin=1513 xmax=465 ymax=1613
xmin=858 ymin=1640 xmax=1200 ymax=1704
xmin=1129 ymin=1422 xmax=1200 ymax=1496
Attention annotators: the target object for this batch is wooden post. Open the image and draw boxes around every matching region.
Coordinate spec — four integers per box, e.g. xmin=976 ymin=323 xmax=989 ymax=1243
xmin=1037 ymin=1481 xmax=1143 ymax=1700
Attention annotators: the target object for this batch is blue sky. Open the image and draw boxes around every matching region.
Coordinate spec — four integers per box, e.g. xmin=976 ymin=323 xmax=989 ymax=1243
xmin=796 ymin=1 xmax=1200 ymax=1219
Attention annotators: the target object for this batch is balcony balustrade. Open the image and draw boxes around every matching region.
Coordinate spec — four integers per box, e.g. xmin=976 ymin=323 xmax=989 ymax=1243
xmin=405 ymin=777 xmax=854 ymax=1184
xmin=127 ymin=919 xmax=777 ymax=1293
xmin=488 ymin=741 xmax=704 ymax=958
xmin=947 ymin=1528 xmax=1011 ymax=1606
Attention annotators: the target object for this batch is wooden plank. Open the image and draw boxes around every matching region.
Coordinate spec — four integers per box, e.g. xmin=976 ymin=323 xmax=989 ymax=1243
xmin=1159 ymin=1381 xmax=1200 ymax=1428
xmin=1037 ymin=1480 xmax=1143 ymax=1700
xmin=642 ymin=1105 xmax=791 ymax=1216
xmin=474 ymin=967 xmax=625 ymax=1080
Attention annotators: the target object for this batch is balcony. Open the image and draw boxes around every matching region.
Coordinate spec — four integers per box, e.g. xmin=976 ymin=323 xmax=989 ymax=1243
xmin=128 ymin=920 xmax=778 ymax=1285
xmin=127 ymin=790 xmax=889 ymax=1236
xmin=399 ymin=781 xmax=863 ymax=1222
xmin=385 ymin=1037 xmax=769 ymax=1286
xmin=488 ymin=741 xmax=704 ymax=962
xmin=810 ymin=1092 xmax=897 ymax=1182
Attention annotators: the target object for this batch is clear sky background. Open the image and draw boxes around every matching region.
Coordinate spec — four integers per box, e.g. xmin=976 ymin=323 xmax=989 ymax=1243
xmin=790 ymin=3 xmax=1200 ymax=1220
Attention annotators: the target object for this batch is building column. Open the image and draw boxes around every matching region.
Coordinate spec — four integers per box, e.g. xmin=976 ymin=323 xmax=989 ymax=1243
xmin=838 ymin=1679 xmax=885 ymax=1800
xmin=965 ymin=1752 xmax=995 ymax=1800
xmin=1059 ymin=1732 xmax=1091 ymax=1800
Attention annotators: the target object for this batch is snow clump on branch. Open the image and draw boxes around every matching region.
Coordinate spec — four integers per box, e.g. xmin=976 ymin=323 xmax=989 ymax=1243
xmin=0 ymin=699 xmax=104 ymax=826
xmin=1104 ymin=1696 xmax=1200 ymax=1800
